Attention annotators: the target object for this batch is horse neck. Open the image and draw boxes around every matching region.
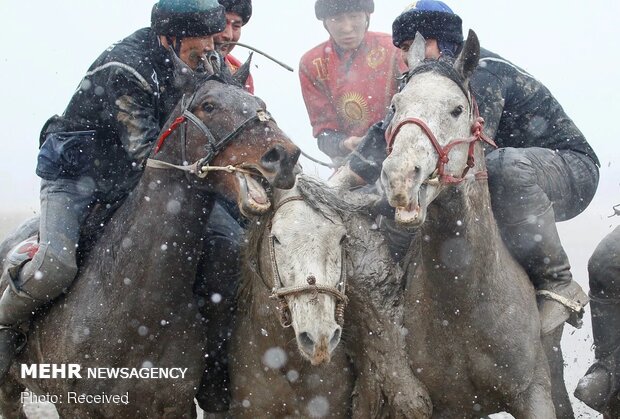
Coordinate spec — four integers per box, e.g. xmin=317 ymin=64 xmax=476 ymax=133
xmin=102 ymin=168 xmax=213 ymax=289
xmin=418 ymin=177 xmax=503 ymax=299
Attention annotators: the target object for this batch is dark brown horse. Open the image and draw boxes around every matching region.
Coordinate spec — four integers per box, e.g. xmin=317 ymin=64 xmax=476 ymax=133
xmin=0 ymin=69 xmax=300 ymax=418
xmin=230 ymin=174 xmax=431 ymax=418
xmin=380 ymin=31 xmax=558 ymax=417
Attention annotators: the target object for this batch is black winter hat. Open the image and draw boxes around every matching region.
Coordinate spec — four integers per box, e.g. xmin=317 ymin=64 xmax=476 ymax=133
xmin=151 ymin=0 xmax=226 ymax=37
xmin=315 ymin=0 xmax=374 ymax=20
xmin=218 ymin=0 xmax=252 ymax=25
xmin=392 ymin=1 xmax=463 ymax=48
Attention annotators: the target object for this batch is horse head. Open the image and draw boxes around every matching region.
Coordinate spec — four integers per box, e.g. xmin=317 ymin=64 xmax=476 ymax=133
xmin=257 ymin=175 xmax=348 ymax=365
xmin=149 ymin=61 xmax=300 ymax=216
xmin=381 ymin=30 xmax=491 ymax=227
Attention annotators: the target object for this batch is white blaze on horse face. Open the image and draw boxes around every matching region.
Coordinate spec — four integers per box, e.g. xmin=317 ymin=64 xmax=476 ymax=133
xmin=270 ymin=193 xmax=345 ymax=364
xmin=381 ymin=72 xmax=472 ymax=226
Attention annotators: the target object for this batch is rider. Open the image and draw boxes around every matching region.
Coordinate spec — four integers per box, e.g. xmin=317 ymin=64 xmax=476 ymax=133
xmin=339 ymin=0 xmax=600 ymax=336
xmin=575 ymin=216 xmax=620 ymax=412
xmin=0 ymin=0 xmax=235 ymax=410
xmin=299 ymin=0 xmax=406 ymax=165
xmin=215 ymin=0 xmax=254 ymax=93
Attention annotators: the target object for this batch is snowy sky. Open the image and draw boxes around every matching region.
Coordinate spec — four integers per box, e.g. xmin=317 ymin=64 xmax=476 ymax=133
xmin=1 ymin=1 xmax=619 ymax=416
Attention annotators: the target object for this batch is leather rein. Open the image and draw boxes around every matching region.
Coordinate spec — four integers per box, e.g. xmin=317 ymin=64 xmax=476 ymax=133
xmin=257 ymin=195 xmax=348 ymax=328
xmin=145 ymin=91 xmax=272 ymax=178
xmin=385 ymin=93 xmax=497 ymax=185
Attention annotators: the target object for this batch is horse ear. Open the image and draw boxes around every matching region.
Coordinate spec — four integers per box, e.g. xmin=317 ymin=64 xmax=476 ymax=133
xmin=168 ymin=47 xmax=219 ymax=94
xmin=406 ymin=32 xmax=426 ymax=71
xmin=454 ymin=29 xmax=480 ymax=83
xmin=232 ymin=52 xmax=253 ymax=88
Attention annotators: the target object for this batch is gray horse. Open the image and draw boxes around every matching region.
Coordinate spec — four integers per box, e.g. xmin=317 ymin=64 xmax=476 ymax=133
xmin=380 ymin=31 xmax=557 ymax=417
xmin=0 ymin=73 xmax=300 ymax=418
xmin=230 ymin=174 xmax=431 ymax=418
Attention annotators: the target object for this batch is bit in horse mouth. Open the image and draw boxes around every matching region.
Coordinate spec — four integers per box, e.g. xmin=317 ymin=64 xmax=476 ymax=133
xmin=235 ymin=169 xmax=272 ymax=216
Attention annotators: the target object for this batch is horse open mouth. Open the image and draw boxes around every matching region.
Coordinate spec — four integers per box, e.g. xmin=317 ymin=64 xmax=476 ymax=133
xmin=395 ymin=184 xmax=430 ymax=227
xmin=236 ymin=169 xmax=271 ymax=216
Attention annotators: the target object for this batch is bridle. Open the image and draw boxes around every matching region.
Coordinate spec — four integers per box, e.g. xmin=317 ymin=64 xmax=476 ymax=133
xmin=145 ymin=79 xmax=273 ymax=178
xmin=258 ymin=195 xmax=348 ymax=328
xmin=385 ymin=82 xmax=497 ymax=185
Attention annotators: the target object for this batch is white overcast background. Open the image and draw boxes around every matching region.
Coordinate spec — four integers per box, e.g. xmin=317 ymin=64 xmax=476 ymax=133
xmin=1 ymin=1 xmax=618 ymax=417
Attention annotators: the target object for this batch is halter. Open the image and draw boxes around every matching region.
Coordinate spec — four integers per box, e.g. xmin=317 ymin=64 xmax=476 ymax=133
xmin=259 ymin=195 xmax=348 ymax=328
xmin=385 ymin=87 xmax=497 ymax=185
xmin=145 ymin=83 xmax=274 ymax=178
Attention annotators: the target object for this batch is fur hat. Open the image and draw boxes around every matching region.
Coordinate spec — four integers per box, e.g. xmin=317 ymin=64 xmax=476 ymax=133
xmin=151 ymin=0 xmax=226 ymax=37
xmin=315 ymin=0 xmax=374 ymax=20
xmin=218 ymin=0 xmax=252 ymax=25
xmin=392 ymin=0 xmax=463 ymax=47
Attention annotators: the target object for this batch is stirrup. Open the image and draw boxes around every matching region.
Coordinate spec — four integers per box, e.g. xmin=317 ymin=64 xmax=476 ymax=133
xmin=537 ymin=289 xmax=587 ymax=331
xmin=536 ymin=289 xmax=585 ymax=313
xmin=575 ymin=353 xmax=620 ymax=412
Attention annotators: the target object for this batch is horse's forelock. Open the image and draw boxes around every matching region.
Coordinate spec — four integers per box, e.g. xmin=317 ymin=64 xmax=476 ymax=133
xmin=408 ymin=59 xmax=470 ymax=101
xmin=295 ymin=175 xmax=367 ymax=219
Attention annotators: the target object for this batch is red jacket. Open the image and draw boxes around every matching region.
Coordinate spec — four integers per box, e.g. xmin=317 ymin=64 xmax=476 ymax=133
xmin=226 ymin=54 xmax=254 ymax=94
xmin=299 ymin=32 xmax=406 ymax=139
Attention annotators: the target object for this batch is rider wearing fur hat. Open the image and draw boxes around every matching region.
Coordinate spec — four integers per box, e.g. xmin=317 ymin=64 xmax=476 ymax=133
xmin=215 ymin=0 xmax=254 ymax=93
xmin=0 ymin=0 xmax=239 ymax=413
xmin=342 ymin=0 xmax=599 ymax=343
xmin=299 ymin=0 xmax=406 ymax=164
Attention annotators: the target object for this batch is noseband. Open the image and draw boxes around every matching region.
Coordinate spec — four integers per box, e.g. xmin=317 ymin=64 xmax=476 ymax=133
xmin=385 ymin=89 xmax=497 ymax=185
xmin=146 ymin=85 xmax=273 ymax=178
xmin=260 ymin=196 xmax=348 ymax=328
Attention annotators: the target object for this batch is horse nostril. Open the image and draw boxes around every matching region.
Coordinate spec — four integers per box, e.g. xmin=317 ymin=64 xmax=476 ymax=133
xmin=329 ymin=327 xmax=342 ymax=349
xmin=298 ymin=331 xmax=315 ymax=350
xmin=261 ymin=144 xmax=284 ymax=168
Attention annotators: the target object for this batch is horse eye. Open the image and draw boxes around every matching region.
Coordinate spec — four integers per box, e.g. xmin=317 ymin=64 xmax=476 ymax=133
xmin=203 ymin=103 xmax=215 ymax=113
xmin=451 ymin=105 xmax=464 ymax=118
xmin=339 ymin=234 xmax=347 ymax=245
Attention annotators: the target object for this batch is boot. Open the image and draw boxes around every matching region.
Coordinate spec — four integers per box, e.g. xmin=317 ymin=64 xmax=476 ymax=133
xmin=0 ymin=263 xmax=42 ymax=382
xmin=574 ymin=296 xmax=620 ymax=412
xmin=501 ymin=206 xmax=588 ymax=335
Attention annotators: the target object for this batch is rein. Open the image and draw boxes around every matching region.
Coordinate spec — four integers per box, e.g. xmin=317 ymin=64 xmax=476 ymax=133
xmin=146 ymin=90 xmax=273 ymax=178
xmin=259 ymin=195 xmax=348 ymax=328
xmin=385 ymin=89 xmax=497 ymax=185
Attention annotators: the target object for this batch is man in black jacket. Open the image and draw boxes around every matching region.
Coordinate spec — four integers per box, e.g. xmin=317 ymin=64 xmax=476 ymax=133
xmin=339 ymin=0 xmax=599 ymax=336
xmin=0 ymin=0 xmax=229 ymax=401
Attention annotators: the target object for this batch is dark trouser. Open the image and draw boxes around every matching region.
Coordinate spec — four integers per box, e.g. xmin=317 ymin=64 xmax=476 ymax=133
xmin=588 ymin=226 xmax=620 ymax=359
xmin=0 ymin=178 xmax=95 ymax=324
xmin=194 ymin=201 xmax=244 ymax=413
xmin=486 ymin=147 xmax=598 ymax=226
xmin=574 ymin=226 xmax=620 ymax=411
xmin=486 ymin=147 xmax=598 ymax=332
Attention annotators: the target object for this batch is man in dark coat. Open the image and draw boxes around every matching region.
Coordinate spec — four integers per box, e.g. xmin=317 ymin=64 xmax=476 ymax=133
xmin=339 ymin=0 xmax=599 ymax=336
xmin=0 ymin=0 xmax=237 ymax=411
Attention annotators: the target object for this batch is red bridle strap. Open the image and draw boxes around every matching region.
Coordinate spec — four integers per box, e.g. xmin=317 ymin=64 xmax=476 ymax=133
xmin=385 ymin=110 xmax=497 ymax=185
xmin=154 ymin=115 xmax=187 ymax=154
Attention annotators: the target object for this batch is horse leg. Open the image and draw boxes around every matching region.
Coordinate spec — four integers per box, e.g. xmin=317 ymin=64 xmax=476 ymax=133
xmin=0 ymin=375 xmax=27 ymax=419
xmin=542 ymin=325 xmax=575 ymax=418
xmin=345 ymin=286 xmax=432 ymax=419
xmin=510 ymin=348 xmax=556 ymax=419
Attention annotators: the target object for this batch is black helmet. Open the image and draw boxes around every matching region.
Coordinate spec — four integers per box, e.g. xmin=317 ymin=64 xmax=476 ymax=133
xmin=218 ymin=0 xmax=252 ymax=25
xmin=151 ymin=0 xmax=226 ymax=37
xmin=315 ymin=0 xmax=374 ymax=20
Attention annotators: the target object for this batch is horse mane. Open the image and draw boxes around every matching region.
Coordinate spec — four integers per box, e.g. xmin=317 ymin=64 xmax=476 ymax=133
xmin=238 ymin=174 xmax=374 ymax=305
xmin=407 ymin=58 xmax=470 ymax=101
